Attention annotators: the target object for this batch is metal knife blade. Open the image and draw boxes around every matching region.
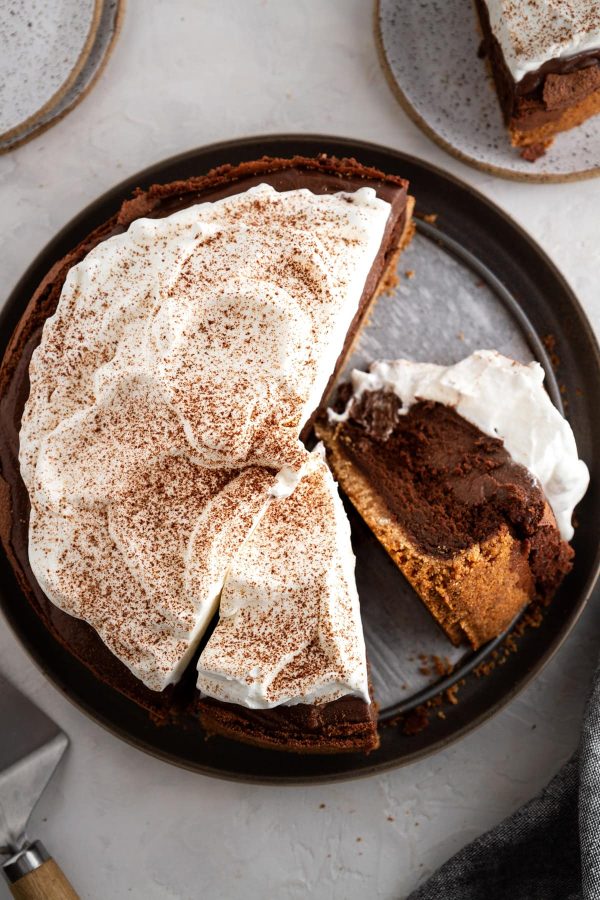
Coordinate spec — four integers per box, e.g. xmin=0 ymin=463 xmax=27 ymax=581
xmin=0 ymin=675 xmax=68 ymax=855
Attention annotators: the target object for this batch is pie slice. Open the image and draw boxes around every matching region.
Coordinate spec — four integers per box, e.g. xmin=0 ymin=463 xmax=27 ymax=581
xmin=316 ymin=351 xmax=589 ymax=648
xmin=197 ymin=450 xmax=378 ymax=754
xmin=27 ymin=460 xmax=280 ymax=692
xmin=475 ymin=0 xmax=600 ymax=156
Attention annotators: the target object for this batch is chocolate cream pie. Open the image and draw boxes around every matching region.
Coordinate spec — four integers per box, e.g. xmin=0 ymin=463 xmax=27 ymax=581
xmin=476 ymin=0 xmax=600 ymax=157
xmin=316 ymin=351 xmax=589 ymax=649
xmin=0 ymin=155 xmax=413 ymax=754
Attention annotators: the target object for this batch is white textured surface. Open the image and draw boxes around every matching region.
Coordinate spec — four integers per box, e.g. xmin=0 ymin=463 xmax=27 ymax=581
xmin=0 ymin=2 xmax=599 ymax=898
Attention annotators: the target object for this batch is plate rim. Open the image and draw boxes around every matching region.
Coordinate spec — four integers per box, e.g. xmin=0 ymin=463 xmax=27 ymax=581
xmin=1 ymin=132 xmax=600 ymax=783
xmin=0 ymin=0 xmax=104 ymax=144
xmin=373 ymin=0 xmax=600 ymax=185
xmin=0 ymin=0 xmax=125 ymax=155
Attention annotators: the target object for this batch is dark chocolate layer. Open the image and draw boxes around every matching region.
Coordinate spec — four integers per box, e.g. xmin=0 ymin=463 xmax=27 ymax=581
xmin=197 ymin=692 xmax=379 ymax=753
xmin=333 ymin=389 xmax=573 ymax=593
xmin=0 ymin=155 xmax=409 ymax=741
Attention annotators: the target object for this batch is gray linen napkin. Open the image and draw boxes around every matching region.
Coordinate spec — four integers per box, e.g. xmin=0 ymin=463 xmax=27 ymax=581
xmin=409 ymin=665 xmax=600 ymax=900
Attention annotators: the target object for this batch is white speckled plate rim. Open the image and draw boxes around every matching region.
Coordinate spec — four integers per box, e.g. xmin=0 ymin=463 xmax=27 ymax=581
xmin=0 ymin=0 xmax=125 ymax=155
xmin=374 ymin=0 xmax=600 ymax=183
xmin=0 ymin=0 xmax=103 ymax=143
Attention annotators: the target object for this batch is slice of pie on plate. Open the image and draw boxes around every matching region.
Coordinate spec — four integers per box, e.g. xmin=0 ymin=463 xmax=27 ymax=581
xmin=316 ymin=351 xmax=588 ymax=648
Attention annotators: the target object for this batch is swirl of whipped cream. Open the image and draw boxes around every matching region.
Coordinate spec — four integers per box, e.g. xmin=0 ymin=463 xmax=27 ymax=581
xmin=22 ymin=184 xmax=391 ymax=493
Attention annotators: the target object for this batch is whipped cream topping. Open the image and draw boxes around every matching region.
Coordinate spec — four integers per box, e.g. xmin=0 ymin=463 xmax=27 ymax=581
xmin=484 ymin=0 xmax=600 ymax=83
xmin=197 ymin=450 xmax=370 ymax=709
xmin=20 ymin=184 xmax=390 ymax=691
xmin=21 ymin=182 xmax=391 ymax=480
xmin=332 ymin=350 xmax=589 ymax=541
xmin=28 ymin=462 xmax=278 ymax=691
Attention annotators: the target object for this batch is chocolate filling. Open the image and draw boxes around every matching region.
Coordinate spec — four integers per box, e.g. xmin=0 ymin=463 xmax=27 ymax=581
xmin=334 ymin=390 xmax=572 ymax=594
xmin=0 ymin=155 xmax=409 ymax=743
xmin=196 ymin=692 xmax=379 ymax=753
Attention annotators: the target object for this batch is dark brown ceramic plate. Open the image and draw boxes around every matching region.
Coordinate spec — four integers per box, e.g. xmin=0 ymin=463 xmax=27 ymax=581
xmin=1 ymin=135 xmax=599 ymax=783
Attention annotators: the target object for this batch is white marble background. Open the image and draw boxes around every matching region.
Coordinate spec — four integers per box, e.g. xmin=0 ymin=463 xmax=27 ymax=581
xmin=1 ymin=2 xmax=599 ymax=898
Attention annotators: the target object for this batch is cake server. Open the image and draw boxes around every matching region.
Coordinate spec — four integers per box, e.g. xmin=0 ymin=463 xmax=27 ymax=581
xmin=0 ymin=675 xmax=78 ymax=899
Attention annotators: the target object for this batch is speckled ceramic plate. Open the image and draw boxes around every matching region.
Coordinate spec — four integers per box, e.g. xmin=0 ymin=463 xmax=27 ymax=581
xmin=1 ymin=135 xmax=599 ymax=783
xmin=0 ymin=0 xmax=124 ymax=154
xmin=0 ymin=0 xmax=101 ymax=141
xmin=375 ymin=0 xmax=600 ymax=183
